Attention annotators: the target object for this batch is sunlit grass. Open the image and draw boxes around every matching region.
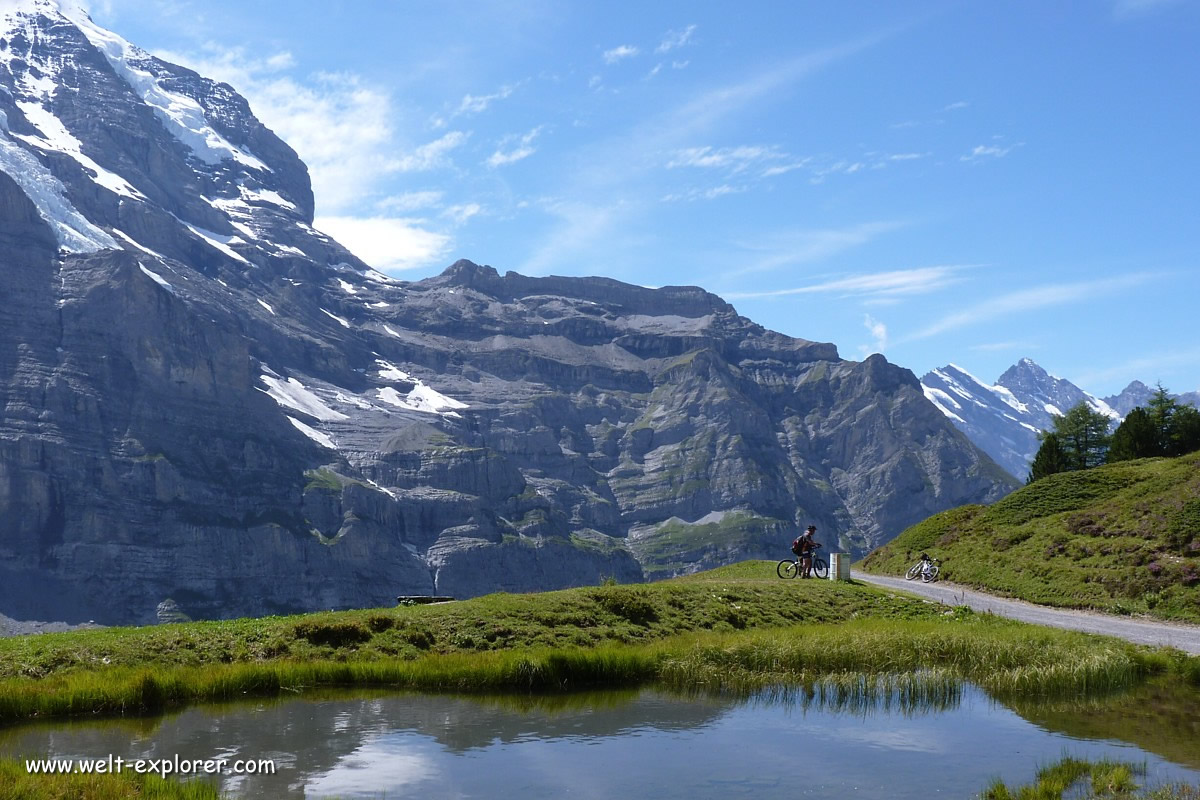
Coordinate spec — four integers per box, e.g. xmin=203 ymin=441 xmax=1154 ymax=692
xmin=0 ymin=758 xmax=221 ymax=799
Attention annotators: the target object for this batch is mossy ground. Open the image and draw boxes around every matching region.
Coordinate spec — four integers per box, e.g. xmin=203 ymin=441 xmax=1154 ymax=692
xmin=861 ymin=453 xmax=1200 ymax=621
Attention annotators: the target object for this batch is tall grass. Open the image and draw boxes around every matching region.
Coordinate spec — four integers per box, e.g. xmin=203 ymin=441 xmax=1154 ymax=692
xmin=0 ymin=615 xmax=1183 ymax=727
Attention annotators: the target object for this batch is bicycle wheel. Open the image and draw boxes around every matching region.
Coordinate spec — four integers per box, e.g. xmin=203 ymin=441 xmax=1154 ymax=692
xmin=905 ymin=563 xmax=921 ymax=580
xmin=777 ymin=559 xmax=800 ymax=579
xmin=921 ymin=565 xmax=939 ymax=583
xmin=811 ymin=557 xmax=828 ymax=579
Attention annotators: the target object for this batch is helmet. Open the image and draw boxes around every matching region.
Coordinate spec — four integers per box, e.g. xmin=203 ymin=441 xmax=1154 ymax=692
xmin=806 ymin=525 xmax=816 ymax=532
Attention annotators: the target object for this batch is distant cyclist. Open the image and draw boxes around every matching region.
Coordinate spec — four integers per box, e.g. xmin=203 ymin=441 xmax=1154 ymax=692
xmin=794 ymin=525 xmax=821 ymax=578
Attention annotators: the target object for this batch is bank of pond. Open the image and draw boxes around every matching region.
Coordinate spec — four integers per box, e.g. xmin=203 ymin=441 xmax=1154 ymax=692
xmin=1 ymin=567 xmax=1198 ymax=797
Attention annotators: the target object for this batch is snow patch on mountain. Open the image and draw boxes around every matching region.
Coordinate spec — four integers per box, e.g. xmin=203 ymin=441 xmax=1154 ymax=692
xmin=13 ymin=101 xmax=144 ymax=199
xmin=259 ymin=375 xmax=348 ymax=422
xmin=288 ymin=416 xmax=335 ymax=449
xmin=65 ymin=7 xmax=269 ymax=171
xmin=0 ymin=123 xmax=118 ymax=252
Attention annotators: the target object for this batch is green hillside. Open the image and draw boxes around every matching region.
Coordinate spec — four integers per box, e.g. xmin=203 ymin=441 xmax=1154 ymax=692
xmin=861 ymin=452 xmax=1200 ymax=622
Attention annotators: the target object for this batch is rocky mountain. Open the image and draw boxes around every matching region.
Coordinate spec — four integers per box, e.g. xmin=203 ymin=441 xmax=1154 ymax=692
xmin=921 ymin=359 xmax=1120 ymax=480
xmin=1103 ymin=381 xmax=1200 ymax=417
xmin=0 ymin=0 xmax=1017 ymax=625
xmin=1103 ymin=380 xmax=1155 ymax=417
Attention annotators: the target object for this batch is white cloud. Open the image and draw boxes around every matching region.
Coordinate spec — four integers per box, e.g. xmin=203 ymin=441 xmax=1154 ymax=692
xmin=943 ymin=100 xmax=969 ymax=111
xmin=861 ymin=314 xmax=888 ymax=356
xmin=377 ymin=191 xmax=445 ymax=213
xmin=152 ymin=45 xmax=466 ymax=217
xmin=661 ymin=184 xmax=745 ymax=202
xmin=442 ymin=203 xmax=482 ymax=225
xmin=667 ymin=145 xmax=785 ymax=172
xmin=454 ymin=83 xmax=517 ymax=116
xmin=486 ymin=126 xmax=542 ymax=168
xmin=725 ymin=265 xmax=963 ymax=299
xmin=906 ymin=273 xmax=1155 ymax=341
xmin=391 ymin=131 xmax=469 ymax=172
xmin=656 ymin=24 xmax=697 ymax=54
xmin=314 ymin=216 xmax=450 ymax=272
xmin=961 ymin=143 xmax=1019 ymax=162
xmin=602 ymin=45 xmax=640 ymax=64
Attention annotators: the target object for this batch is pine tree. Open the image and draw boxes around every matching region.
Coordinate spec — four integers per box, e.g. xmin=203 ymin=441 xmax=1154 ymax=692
xmin=1169 ymin=404 xmax=1200 ymax=456
xmin=1146 ymin=384 xmax=1177 ymax=454
xmin=1052 ymin=402 xmax=1113 ymax=470
xmin=1028 ymin=432 xmax=1068 ymax=482
xmin=1107 ymin=407 xmax=1160 ymax=462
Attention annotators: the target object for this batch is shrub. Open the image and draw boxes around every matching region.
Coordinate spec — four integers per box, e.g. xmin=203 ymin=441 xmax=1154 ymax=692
xmin=292 ymin=620 xmax=372 ymax=647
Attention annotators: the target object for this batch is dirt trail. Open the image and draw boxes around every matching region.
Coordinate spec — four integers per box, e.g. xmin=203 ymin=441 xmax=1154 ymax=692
xmin=856 ymin=572 xmax=1200 ymax=655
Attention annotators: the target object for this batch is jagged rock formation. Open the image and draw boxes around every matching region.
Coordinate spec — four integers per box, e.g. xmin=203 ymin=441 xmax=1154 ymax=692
xmin=0 ymin=0 xmax=1016 ymax=624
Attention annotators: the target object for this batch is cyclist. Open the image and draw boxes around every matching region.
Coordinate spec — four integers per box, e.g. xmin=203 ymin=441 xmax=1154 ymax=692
xmin=796 ymin=525 xmax=820 ymax=578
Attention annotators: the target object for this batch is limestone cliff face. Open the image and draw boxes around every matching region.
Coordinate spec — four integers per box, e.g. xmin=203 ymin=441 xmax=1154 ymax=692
xmin=0 ymin=1 xmax=1016 ymax=624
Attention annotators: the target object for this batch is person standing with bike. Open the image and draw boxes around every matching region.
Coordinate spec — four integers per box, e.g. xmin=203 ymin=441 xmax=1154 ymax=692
xmin=797 ymin=525 xmax=820 ymax=578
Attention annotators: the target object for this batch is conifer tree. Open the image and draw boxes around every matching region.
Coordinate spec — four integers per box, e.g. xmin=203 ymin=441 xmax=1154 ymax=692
xmin=1028 ymin=432 xmax=1068 ymax=482
xmin=1169 ymin=404 xmax=1200 ymax=456
xmin=1052 ymin=402 xmax=1112 ymax=470
xmin=1107 ymin=407 xmax=1159 ymax=462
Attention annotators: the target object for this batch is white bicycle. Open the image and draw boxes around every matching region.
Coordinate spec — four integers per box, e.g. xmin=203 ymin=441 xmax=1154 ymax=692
xmin=905 ymin=553 xmax=941 ymax=583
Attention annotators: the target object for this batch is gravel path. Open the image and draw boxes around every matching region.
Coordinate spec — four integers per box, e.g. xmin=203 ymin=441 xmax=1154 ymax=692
xmin=856 ymin=572 xmax=1200 ymax=654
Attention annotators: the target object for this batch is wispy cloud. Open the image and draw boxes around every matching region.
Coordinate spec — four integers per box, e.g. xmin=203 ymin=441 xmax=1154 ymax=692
xmin=943 ymin=100 xmax=969 ymax=111
xmin=153 ymin=44 xmax=466 ymax=212
xmin=906 ymin=273 xmax=1155 ymax=341
xmin=656 ymin=24 xmax=697 ymax=54
xmin=727 ymin=221 xmax=909 ymax=276
xmin=486 ymin=126 xmax=543 ymax=168
xmin=661 ymin=184 xmax=746 ymax=202
xmin=518 ymin=199 xmax=619 ymax=276
xmin=517 ymin=30 xmax=898 ymax=275
xmin=392 ymin=131 xmax=469 ymax=171
xmin=377 ymin=191 xmax=445 ymax=213
xmin=961 ymin=142 xmax=1020 ymax=162
xmin=666 ymin=145 xmax=785 ymax=172
xmin=860 ymin=314 xmax=889 ymax=356
xmin=441 ymin=203 xmax=483 ymax=225
xmin=454 ymin=83 xmax=517 ymax=116
xmin=726 ymin=264 xmax=964 ymax=299
xmin=602 ymin=44 xmax=639 ymax=64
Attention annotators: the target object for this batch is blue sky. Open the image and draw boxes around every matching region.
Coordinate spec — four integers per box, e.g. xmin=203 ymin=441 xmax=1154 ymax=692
xmin=86 ymin=0 xmax=1200 ymax=396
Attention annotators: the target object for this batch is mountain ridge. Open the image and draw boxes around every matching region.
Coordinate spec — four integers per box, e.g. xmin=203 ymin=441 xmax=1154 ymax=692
xmin=0 ymin=2 xmax=1016 ymax=624
xmin=921 ymin=358 xmax=1198 ymax=480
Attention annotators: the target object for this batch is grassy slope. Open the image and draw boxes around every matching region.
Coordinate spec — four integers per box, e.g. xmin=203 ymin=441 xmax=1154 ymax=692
xmin=0 ymin=564 xmax=936 ymax=683
xmin=4 ymin=561 xmax=1197 ymax=729
xmin=861 ymin=452 xmax=1200 ymax=621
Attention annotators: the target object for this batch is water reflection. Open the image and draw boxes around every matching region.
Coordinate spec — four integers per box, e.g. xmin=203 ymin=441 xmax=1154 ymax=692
xmin=0 ymin=682 xmax=1197 ymax=799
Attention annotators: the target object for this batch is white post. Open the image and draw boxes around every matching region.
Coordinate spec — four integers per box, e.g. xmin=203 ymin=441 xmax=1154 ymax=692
xmin=829 ymin=553 xmax=851 ymax=581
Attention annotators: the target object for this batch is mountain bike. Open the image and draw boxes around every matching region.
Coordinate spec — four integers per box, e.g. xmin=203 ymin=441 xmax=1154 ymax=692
xmin=778 ymin=545 xmax=827 ymax=579
xmin=905 ymin=553 xmax=940 ymax=583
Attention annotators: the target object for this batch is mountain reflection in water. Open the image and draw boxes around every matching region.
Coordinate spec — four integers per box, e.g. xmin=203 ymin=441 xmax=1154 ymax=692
xmin=1 ymin=683 xmax=1197 ymax=799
